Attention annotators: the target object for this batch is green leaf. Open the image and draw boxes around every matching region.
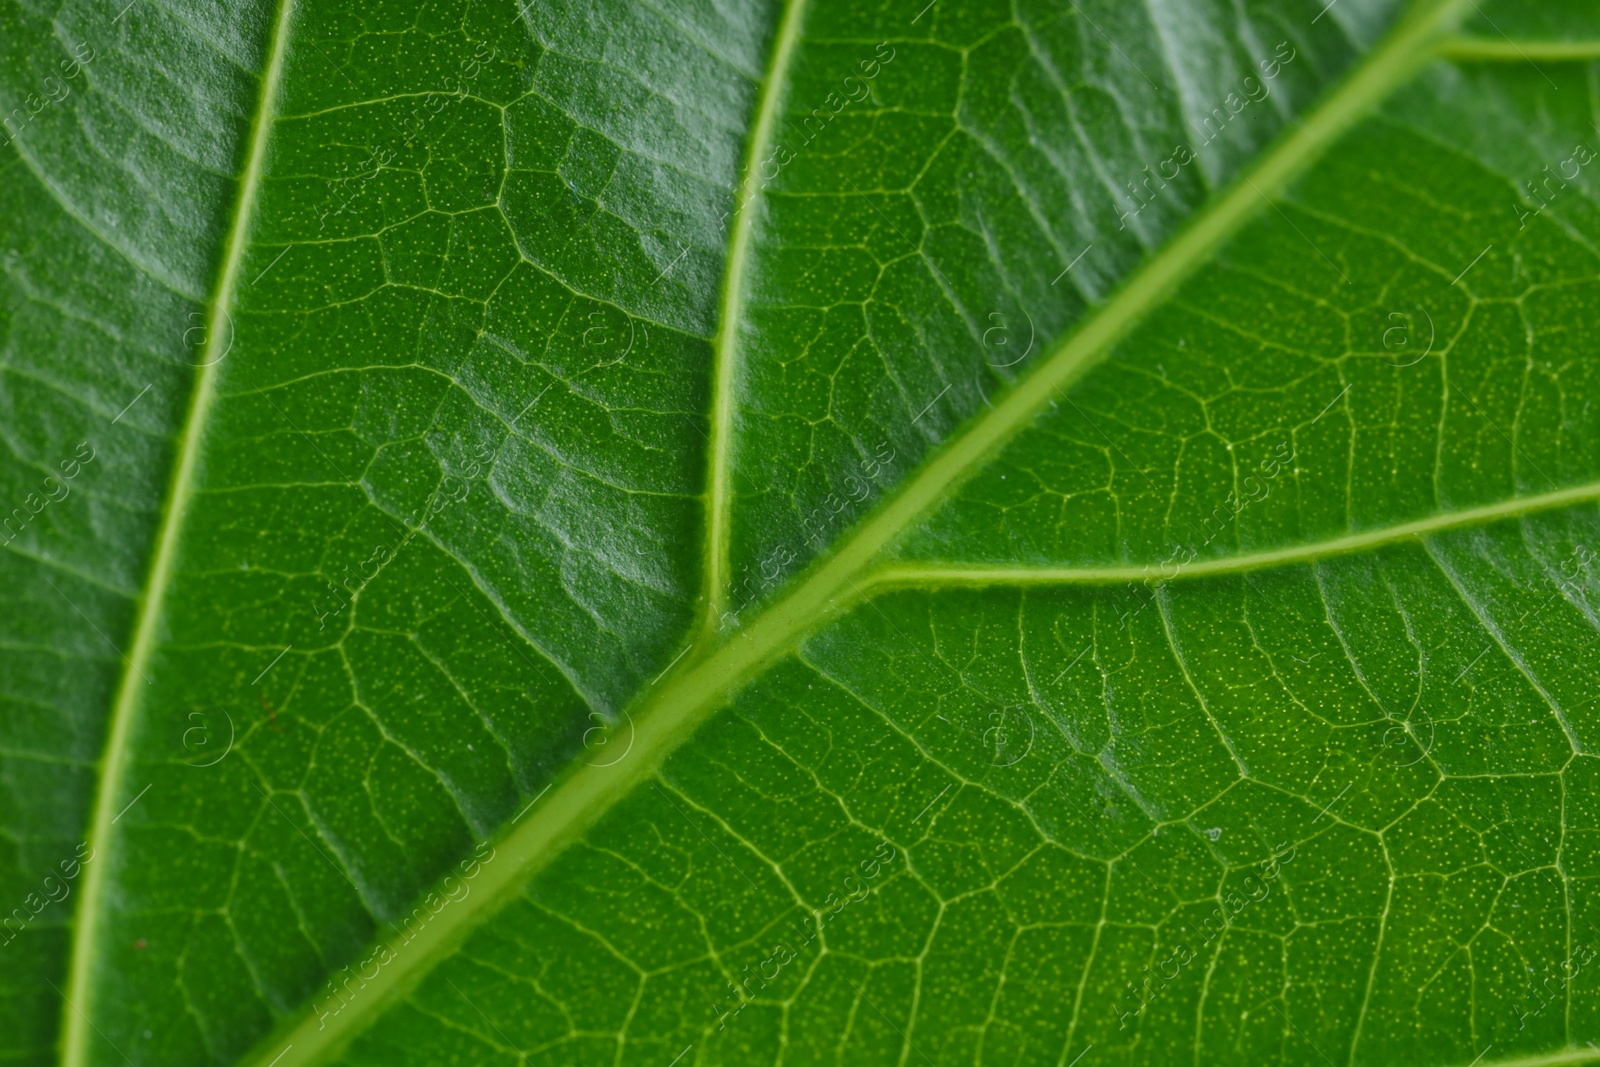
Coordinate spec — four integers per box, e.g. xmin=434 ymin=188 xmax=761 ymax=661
xmin=2 ymin=0 xmax=1599 ymax=1066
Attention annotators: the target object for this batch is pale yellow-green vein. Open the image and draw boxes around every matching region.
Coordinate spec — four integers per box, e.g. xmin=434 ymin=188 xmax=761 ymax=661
xmin=1439 ymin=37 xmax=1600 ymax=61
xmin=701 ymin=0 xmax=812 ymax=639
xmin=865 ymin=481 xmax=1600 ymax=591
xmin=59 ymin=2 xmax=298 ymax=1065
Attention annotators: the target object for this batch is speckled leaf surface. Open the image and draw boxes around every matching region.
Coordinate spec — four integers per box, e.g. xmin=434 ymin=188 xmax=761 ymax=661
xmin=1 ymin=1 xmax=1598 ymax=1066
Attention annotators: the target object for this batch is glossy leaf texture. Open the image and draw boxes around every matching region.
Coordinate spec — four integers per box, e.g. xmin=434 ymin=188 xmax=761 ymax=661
xmin=1 ymin=1 xmax=1598 ymax=1067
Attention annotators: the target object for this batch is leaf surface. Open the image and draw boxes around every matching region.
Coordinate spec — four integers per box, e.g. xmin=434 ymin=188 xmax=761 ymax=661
xmin=2 ymin=1 xmax=1599 ymax=1066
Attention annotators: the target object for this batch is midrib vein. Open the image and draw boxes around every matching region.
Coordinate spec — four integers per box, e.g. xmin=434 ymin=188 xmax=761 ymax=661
xmin=58 ymin=2 xmax=297 ymax=1065
xmin=866 ymin=482 xmax=1600 ymax=590
xmin=247 ymin=2 xmax=1477 ymax=1064
xmin=701 ymin=0 xmax=811 ymax=637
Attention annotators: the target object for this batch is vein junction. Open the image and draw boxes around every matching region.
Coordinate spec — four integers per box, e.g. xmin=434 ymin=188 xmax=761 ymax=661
xmin=38 ymin=0 xmax=1597 ymax=1059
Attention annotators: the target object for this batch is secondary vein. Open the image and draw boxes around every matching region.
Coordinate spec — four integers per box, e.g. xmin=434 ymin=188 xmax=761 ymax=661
xmin=58 ymin=3 xmax=298 ymax=1066
xmin=862 ymin=481 xmax=1600 ymax=591
xmin=1438 ymin=37 xmax=1600 ymax=61
xmin=1452 ymin=1048 xmax=1600 ymax=1067
xmin=701 ymin=0 xmax=812 ymax=639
